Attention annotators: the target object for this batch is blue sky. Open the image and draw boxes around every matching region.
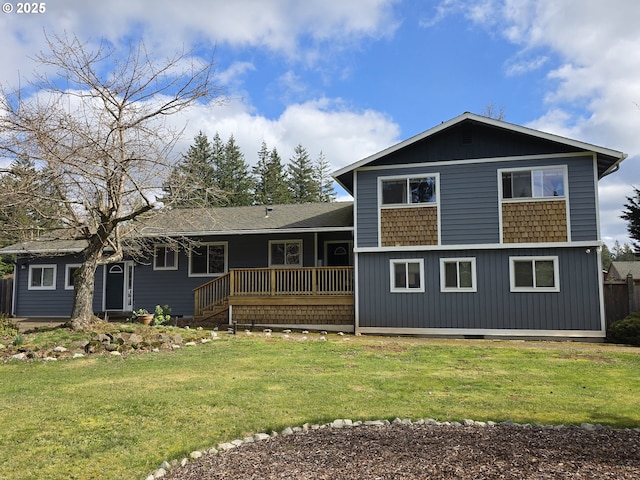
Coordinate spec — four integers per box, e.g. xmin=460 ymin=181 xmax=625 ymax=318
xmin=1 ymin=0 xmax=639 ymax=247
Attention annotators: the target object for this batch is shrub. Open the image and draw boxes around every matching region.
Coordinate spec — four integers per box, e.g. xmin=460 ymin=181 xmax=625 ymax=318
xmin=0 ymin=314 xmax=19 ymax=338
xmin=153 ymin=305 xmax=172 ymax=326
xmin=608 ymin=312 xmax=640 ymax=346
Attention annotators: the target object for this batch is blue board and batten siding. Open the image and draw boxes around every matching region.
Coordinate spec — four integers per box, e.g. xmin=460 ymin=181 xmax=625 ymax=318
xmin=357 ymin=248 xmax=602 ymax=333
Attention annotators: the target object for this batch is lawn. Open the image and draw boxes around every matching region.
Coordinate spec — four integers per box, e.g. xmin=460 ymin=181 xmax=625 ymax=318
xmin=1 ymin=330 xmax=639 ymax=480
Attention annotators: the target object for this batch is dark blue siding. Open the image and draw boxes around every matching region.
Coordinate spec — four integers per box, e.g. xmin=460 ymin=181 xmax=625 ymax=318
xmin=14 ymin=255 xmax=104 ymax=317
xmin=357 ymin=247 xmax=602 ymax=332
xmin=355 ymin=155 xmax=599 ymax=247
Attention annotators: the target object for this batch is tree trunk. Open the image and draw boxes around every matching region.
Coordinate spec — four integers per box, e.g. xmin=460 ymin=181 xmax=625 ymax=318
xmin=69 ymin=253 xmax=102 ymax=330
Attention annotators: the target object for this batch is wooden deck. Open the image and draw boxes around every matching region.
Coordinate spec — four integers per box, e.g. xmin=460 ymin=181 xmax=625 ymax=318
xmin=194 ymin=267 xmax=354 ymax=329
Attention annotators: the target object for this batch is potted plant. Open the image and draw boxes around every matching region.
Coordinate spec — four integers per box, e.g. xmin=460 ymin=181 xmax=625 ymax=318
xmin=131 ymin=308 xmax=153 ymax=325
xmin=153 ymin=304 xmax=172 ymax=326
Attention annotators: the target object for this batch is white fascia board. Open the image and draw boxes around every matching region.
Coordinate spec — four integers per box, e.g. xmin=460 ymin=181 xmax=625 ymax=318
xmin=138 ymin=226 xmax=354 ymax=238
xmin=354 ymin=240 xmax=601 ymax=254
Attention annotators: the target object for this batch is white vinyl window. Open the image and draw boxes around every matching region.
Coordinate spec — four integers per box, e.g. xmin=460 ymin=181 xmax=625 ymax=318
xmin=189 ymin=243 xmax=227 ymax=277
xmin=65 ymin=264 xmax=81 ymax=290
xmin=381 ymin=176 xmax=437 ymax=205
xmin=269 ymin=240 xmax=303 ymax=267
xmin=28 ymin=264 xmax=57 ymax=290
xmin=440 ymin=258 xmax=477 ymax=292
xmin=501 ymin=167 xmax=566 ymax=199
xmin=509 ymin=256 xmax=559 ymax=292
xmin=154 ymin=244 xmax=178 ymax=270
xmin=390 ymin=259 xmax=425 ymax=293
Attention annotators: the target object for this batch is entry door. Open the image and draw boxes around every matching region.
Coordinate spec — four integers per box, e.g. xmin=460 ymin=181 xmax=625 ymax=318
xmin=105 ymin=262 xmax=134 ymax=311
xmin=325 ymin=242 xmax=353 ymax=266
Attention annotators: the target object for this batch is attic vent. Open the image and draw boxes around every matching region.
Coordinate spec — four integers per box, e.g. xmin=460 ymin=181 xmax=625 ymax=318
xmin=462 ymin=124 xmax=473 ymax=144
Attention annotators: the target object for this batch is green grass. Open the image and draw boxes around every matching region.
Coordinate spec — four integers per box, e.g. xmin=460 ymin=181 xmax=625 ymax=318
xmin=1 ymin=333 xmax=639 ymax=480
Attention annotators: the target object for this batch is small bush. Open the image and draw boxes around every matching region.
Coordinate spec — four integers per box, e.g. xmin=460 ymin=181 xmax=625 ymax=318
xmin=0 ymin=314 xmax=19 ymax=338
xmin=608 ymin=312 xmax=640 ymax=346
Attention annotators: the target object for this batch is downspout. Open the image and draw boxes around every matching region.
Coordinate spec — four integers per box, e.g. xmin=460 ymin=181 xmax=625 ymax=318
xmin=11 ymin=257 xmax=18 ymax=317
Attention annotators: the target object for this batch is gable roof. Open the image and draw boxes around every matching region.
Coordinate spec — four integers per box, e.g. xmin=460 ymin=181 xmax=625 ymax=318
xmin=0 ymin=202 xmax=354 ymax=255
xmin=333 ymin=112 xmax=627 ymax=194
xmin=607 ymin=261 xmax=640 ymax=280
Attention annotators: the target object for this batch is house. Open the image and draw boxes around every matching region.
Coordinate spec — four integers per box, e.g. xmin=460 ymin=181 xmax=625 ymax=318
xmin=0 ymin=202 xmax=355 ymax=331
xmin=0 ymin=112 xmax=627 ymax=339
xmin=334 ymin=112 xmax=626 ymax=339
xmin=606 ymin=261 xmax=640 ymax=281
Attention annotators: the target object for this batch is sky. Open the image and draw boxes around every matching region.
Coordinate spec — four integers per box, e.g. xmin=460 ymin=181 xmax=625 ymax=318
xmin=0 ymin=0 xmax=639 ymax=247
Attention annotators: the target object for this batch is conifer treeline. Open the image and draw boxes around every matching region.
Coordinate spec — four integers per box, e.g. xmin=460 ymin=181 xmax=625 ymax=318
xmin=161 ymin=131 xmax=336 ymax=208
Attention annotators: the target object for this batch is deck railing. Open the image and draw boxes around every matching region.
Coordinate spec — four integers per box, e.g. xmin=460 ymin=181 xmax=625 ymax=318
xmin=194 ymin=267 xmax=353 ymax=316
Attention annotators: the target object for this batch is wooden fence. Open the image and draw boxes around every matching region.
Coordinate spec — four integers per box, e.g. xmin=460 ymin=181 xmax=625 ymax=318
xmin=603 ymin=274 xmax=640 ymax=327
xmin=0 ymin=277 xmax=12 ymax=315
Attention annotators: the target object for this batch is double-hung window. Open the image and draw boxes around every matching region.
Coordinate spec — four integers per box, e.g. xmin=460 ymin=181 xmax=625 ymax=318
xmin=269 ymin=240 xmax=302 ymax=267
xmin=189 ymin=243 xmax=227 ymax=277
xmin=381 ymin=176 xmax=437 ymax=205
xmin=509 ymin=256 xmax=559 ymax=292
xmin=501 ymin=167 xmax=566 ymax=199
xmin=440 ymin=258 xmax=476 ymax=292
xmin=28 ymin=265 xmax=57 ymax=290
xmin=154 ymin=245 xmax=178 ymax=270
xmin=390 ymin=259 xmax=424 ymax=293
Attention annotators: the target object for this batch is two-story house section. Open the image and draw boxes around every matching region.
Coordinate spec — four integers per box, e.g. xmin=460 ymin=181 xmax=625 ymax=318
xmin=334 ymin=113 xmax=627 ymax=339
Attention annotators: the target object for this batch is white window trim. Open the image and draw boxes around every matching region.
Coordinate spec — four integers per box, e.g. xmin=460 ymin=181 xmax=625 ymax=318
xmin=268 ymin=239 xmax=303 ymax=267
xmin=153 ymin=244 xmax=178 ymax=271
xmin=389 ymin=258 xmax=425 ymax=293
xmin=498 ymin=165 xmax=568 ymax=202
xmin=378 ymin=173 xmax=440 ymax=208
xmin=440 ymin=257 xmax=477 ymax=292
xmin=188 ymin=242 xmax=228 ymax=277
xmin=509 ymin=256 xmax=560 ymax=292
xmin=28 ymin=264 xmax=57 ymax=291
xmin=65 ymin=264 xmax=81 ymax=290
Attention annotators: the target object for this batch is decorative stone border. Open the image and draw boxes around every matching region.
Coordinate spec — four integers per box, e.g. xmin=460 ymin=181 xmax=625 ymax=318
xmin=144 ymin=417 xmax=640 ymax=479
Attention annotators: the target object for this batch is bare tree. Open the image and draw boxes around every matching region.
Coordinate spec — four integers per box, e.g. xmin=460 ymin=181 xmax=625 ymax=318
xmin=481 ymin=102 xmax=506 ymax=120
xmin=0 ymin=33 xmax=223 ymax=329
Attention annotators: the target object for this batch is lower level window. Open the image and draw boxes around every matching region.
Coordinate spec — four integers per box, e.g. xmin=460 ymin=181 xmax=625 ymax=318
xmin=29 ymin=265 xmax=57 ymax=290
xmin=440 ymin=258 xmax=476 ymax=292
xmin=390 ymin=259 xmax=424 ymax=292
xmin=510 ymin=256 xmax=559 ymax=292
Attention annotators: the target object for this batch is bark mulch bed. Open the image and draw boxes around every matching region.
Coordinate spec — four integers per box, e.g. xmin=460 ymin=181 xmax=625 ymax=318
xmin=164 ymin=423 xmax=640 ymax=479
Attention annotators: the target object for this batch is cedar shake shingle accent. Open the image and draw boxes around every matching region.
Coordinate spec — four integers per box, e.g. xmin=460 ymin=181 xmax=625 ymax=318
xmin=502 ymin=200 xmax=568 ymax=243
xmin=380 ymin=207 xmax=438 ymax=246
xmin=232 ymin=304 xmax=353 ymax=325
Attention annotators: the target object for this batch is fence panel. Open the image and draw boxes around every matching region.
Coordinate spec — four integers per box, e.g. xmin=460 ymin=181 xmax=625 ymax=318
xmin=0 ymin=278 xmax=12 ymax=315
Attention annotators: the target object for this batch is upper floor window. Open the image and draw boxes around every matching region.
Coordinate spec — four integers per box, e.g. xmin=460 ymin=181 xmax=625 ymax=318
xmin=381 ymin=176 xmax=437 ymax=205
xmin=189 ymin=243 xmax=227 ymax=277
xmin=501 ymin=167 xmax=565 ymax=199
xmin=29 ymin=264 xmax=56 ymax=290
xmin=154 ymin=245 xmax=178 ymax=270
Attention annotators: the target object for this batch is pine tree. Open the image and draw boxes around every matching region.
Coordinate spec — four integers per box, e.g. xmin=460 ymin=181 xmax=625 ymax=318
xmin=288 ymin=144 xmax=320 ymax=203
xmin=253 ymin=142 xmax=292 ymax=205
xmin=214 ymin=135 xmax=253 ymax=206
xmin=621 ymin=187 xmax=640 ymax=254
xmin=161 ymin=131 xmax=218 ymax=208
xmin=315 ymin=151 xmax=336 ymax=202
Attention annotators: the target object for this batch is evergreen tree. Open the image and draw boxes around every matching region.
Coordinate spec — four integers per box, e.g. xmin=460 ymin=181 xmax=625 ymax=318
xmin=214 ymin=135 xmax=253 ymax=206
xmin=611 ymin=240 xmax=638 ymax=261
xmin=160 ymin=131 xmax=218 ymax=208
xmin=315 ymin=151 xmax=336 ymax=202
xmin=253 ymin=142 xmax=292 ymax=205
xmin=601 ymin=243 xmax=613 ymax=271
xmin=288 ymin=144 xmax=320 ymax=203
xmin=621 ymin=187 xmax=640 ymax=254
